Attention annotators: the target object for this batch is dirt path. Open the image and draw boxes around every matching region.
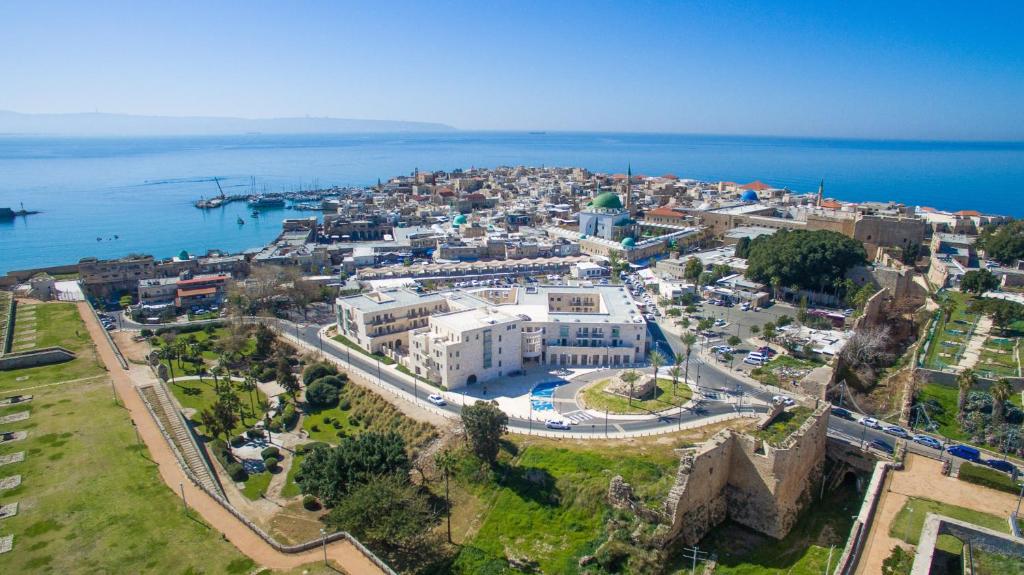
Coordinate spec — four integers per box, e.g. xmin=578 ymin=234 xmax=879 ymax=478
xmin=856 ymin=454 xmax=1017 ymax=574
xmin=77 ymin=302 xmax=387 ymax=574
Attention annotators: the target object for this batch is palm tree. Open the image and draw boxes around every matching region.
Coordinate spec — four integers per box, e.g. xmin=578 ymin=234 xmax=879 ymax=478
xmin=434 ymin=449 xmax=457 ymax=543
xmin=991 ymin=378 xmax=1012 ymax=427
xmin=681 ymin=334 xmax=697 ymax=391
xmin=159 ymin=347 xmax=177 ymax=384
xmin=621 ymin=370 xmax=641 ymax=406
xmin=649 ymin=350 xmax=665 ymax=383
xmin=199 ymin=408 xmax=225 ymax=443
xmin=956 ymin=368 xmax=977 ymax=422
xmin=669 ymin=365 xmax=683 ymax=399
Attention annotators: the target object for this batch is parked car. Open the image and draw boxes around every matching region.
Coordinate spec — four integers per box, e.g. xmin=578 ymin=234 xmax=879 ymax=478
xmin=743 ymin=353 xmax=767 ymax=366
xmin=830 ymin=407 xmax=853 ymax=420
xmin=884 ymin=426 xmax=911 ymax=439
xmin=756 ymin=346 xmax=777 ymax=357
xmin=859 ymin=417 xmax=881 ymax=429
xmin=871 ymin=439 xmax=894 ymax=454
xmin=984 ymin=458 xmax=1018 ymax=474
xmin=912 ymin=435 xmax=943 ymax=450
xmin=772 ymin=395 xmax=796 ymax=406
xmin=545 ymin=418 xmax=572 ymax=430
xmin=427 ymin=394 xmax=446 ymax=406
xmin=946 ymin=444 xmax=982 ymax=462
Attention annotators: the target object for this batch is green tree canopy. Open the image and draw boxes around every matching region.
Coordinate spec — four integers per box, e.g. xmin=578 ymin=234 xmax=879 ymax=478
xmin=297 ymin=431 xmax=409 ymax=506
xmin=461 ymin=401 xmax=508 ymax=465
xmin=324 ymin=473 xmax=434 ymax=552
xmin=302 ymin=362 xmax=338 ymax=385
xmin=733 ymin=236 xmax=752 ymax=258
xmin=977 ymin=219 xmax=1024 ymax=264
xmin=305 ymin=379 xmax=340 ymax=407
xmin=960 ymin=269 xmax=1000 ymax=295
xmin=683 ymin=257 xmax=703 ymax=282
xmin=969 ymin=297 xmax=1024 ymax=334
xmin=744 ymin=229 xmax=867 ymax=292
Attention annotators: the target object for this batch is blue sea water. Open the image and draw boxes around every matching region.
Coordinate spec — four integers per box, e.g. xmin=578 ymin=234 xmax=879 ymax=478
xmin=1 ymin=132 xmax=1022 ymax=275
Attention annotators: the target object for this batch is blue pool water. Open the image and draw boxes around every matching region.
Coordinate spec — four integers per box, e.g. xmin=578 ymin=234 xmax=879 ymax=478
xmin=530 ymin=380 xmax=565 ymax=411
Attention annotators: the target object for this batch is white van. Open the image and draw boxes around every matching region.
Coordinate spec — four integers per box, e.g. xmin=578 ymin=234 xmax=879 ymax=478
xmin=743 ymin=352 xmax=767 ymax=365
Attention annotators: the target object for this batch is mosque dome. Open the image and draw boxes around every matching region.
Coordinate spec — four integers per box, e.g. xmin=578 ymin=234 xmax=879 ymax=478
xmin=579 ymin=234 xmax=587 ymax=239
xmin=620 ymin=237 xmax=636 ymax=248
xmin=589 ymin=192 xmax=623 ymax=210
xmin=452 ymin=214 xmax=468 ymax=226
xmin=178 ymin=250 xmax=190 ymax=260
xmin=741 ymin=190 xmax=759 ymax=202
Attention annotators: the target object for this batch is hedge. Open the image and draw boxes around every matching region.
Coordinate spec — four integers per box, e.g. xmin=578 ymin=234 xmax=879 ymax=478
xmin=302 ymin=494 xmax=320 ymax=511
xmin=227 ymin=462 xmax=248 ymax=482
xmin=958 ymin=462 xmax=1021 ymax=495
xmin=260 ymin=446 xmax=280 ymax=460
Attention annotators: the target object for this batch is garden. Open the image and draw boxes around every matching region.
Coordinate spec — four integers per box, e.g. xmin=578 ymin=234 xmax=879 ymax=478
xmin=580 ymin=375 xmax=693 ymax=414
xmin=921 ymin=291 xmax=981 ymax=371
xmin=749 ymin=355 xmax=824 ymax=388
xmin=913 ymin=381 xmax=1024 ymax=456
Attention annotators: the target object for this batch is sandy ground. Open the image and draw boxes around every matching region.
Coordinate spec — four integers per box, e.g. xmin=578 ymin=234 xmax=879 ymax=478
xmin=856 ymin=453 xmax=1018 ymax=574
xmin=78 ymin=302 xmax=387 ymax=574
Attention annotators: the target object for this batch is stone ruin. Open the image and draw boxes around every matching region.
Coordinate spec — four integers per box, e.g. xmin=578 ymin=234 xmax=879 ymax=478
xmin=605 ymin=372 xmax=657 ymax=401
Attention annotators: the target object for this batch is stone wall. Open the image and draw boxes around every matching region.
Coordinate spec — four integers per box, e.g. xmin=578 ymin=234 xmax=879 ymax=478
xmin=663 ymin=404 xmax=829 ymax=545
xmin=0 ymin=347 xmax=76 ymax=371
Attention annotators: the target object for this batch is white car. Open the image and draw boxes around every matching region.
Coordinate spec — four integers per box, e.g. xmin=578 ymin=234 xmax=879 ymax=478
xmin=860 ymin=417 xmax=881 ymax=429
xmin=545 ymin=418 xmax=572 ymax=430
xmin=427 ymin=393 xmax=447 ymax=406
xmin=772 ymin=395 xmax=796 ymax=406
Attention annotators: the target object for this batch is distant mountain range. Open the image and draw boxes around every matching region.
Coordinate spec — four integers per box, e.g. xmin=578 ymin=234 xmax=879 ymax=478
xmin=0 ymin=110 xmax=456 ymax=136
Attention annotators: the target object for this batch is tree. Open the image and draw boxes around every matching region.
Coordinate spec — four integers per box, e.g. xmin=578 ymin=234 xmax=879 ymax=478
xmin=683 ymin=257 xmax=703 ymax=282
xmin=697 ymin=318 xmax=714 ymax=333
xmin=199 ymin=408 xmax=226 ymax=442
xmin=434 ymin=449 xmax=456 ymax=543
xmin=976 ymin=219 xmax=1024 ymax=264
xmin=744 ymin=229 xmax=867 ymax=292
xmin=668 ymin=365 xmax=683 ymax=398
xmin=733 ymin=236 xmax=752 ymax=259
xmin=298 ymin=432 xmax=409 ymax=506
xmin=305 ymin=379 xmax=340 ymax=407
xmin=461 ymin=401 xmax=508 ymax=465
xmin=324 ymin=473 xmax=434 ymax=552
xmin=797 ymin=296 xmax=809 ymax=325
xmin=727 ymin=335 xmax=741 ymax=347
xmin=750 ymin=325 xmax=761 ymax=335
xmin=212 ymin=398 xmax=239 ymax=441
xmin=254 ymin=323 xmax=275 ymax=358
xmin=762 ymin=322 xmax=776 ymax=342
xmin=991 ymin=379 xmax=1012 ymax=427
xmin=649 ymin=350 xmax=665 ymax=382
xmin=961 ymin=269 xmax=1000 ymax=295
xmin=276 ymin=356 xmax=299 ymax=398
xmin=620 ymin=370 xmax=641 ymax=406
xmin=681 ymin=334 xmax=697 ymax=393
xmin=302 ymin=362 xmax=338 ymax=386
xmin=969 ymin=298 xmax=1024 ymax=335
xmin=956 ymin=369 xmax=977 ymax=422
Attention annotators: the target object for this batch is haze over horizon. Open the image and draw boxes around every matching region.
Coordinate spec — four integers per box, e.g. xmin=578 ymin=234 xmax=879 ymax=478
xmin=2 ymin=1 xmax=1023 ymax=140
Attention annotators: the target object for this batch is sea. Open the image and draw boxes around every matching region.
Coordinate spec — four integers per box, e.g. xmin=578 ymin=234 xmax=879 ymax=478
xmin=1 ymin=132 xmax=1022 ymax=275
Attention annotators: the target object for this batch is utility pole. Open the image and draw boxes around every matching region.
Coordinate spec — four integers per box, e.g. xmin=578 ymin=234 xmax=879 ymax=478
xmin=320 ymin=528 xmax=328 ymax=565
xmin=679 ymin=545 xmax=708 ymax=575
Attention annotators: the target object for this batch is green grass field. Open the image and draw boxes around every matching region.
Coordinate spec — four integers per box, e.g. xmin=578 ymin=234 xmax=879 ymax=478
xmin=451 ymin=443 xmax=679 ymax=574
xmin=0 ymin=304 xmax=258 ymax=573
xmin=750 ymin=355 xmax=824 ymax=387
xmin=923 ymin=291 xmax=981 ymax=371
xmin=702 ymin=478 xmax=860 ymax=575
xmin=889 ymin=497 xmax=1009 ymax=553
xmin=0 ymin=302 xmax=106 ymax=393
xmin=241 ymin=470 xmax=274 ymax=500
xmin=330 ymin=333 xmax=395 ymax=364
xmin=167 ymin=377 xmax=268 ymax=436
xmin=300 ymin=384 xmax=436 ymax=451
xmin=915 ymin=383 xmax=968 ymax=441
xmin=580 ymin=377 xmax=692 ymax=414
xmin=753 ymin=407 xmax=813 ymax=445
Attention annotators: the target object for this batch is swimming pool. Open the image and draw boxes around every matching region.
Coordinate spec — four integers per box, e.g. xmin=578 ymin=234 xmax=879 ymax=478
xmin=530 ymin=380 xmax=565 ymax=411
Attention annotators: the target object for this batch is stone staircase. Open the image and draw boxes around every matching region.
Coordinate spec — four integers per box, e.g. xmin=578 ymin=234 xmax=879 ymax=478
xmin=139 ymin=383 xmax=222 ymax=497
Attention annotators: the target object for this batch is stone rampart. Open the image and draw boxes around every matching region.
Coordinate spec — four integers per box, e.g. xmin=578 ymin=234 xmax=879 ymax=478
xmin=663 ymin=404 xmax=828 ymax=545
xmin=0 ymin=346 xmax=76 ymax=371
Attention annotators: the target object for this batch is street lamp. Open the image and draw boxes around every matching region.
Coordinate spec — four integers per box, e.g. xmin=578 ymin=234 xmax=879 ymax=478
xmin=320 ymin=527 xmax=328 ymax=565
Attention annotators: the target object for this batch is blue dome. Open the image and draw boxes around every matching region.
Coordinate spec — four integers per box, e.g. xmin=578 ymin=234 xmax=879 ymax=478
xmin=741 ymin=190 xmax=759 ymax=202
xmin=620 ymin=237 xmax=636 ymax=248
xmin=452 ymin=214 xmax=468 ymax=226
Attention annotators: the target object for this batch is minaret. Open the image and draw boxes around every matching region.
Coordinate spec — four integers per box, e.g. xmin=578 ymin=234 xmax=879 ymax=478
xmin=625 ymin=163 xmax=632 ymax=214
xmin=817 ymin=179 xmax=824 ymax=208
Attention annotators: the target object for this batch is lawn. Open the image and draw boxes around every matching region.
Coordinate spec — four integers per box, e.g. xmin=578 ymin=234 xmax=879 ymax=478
xmin=167 ymin=377 xmax=268 ymax=436
xmin=922 ymin=291 xmax=981 ymax=371
xmin=974 ymin=548 xmax=1024 ymax=575
xmin=153 ymin=326 xmax=255 ymax=377
xmin=301 ymin=402 xmax=359 ymax=443
xmin=580 ymin=377 xmax=693 ymax=414
xmin=280 ymin=452 xmax=305 ymax=498
xmin=242 ymin=470 xmax=274 ymax=500
xmin=451 ymin=443 xmax=679 ymax=574
xmin=753 ymin=407 xmax=813 ymax=446
xmin=300 ymin=384 xmax=437 ymax=452
xmin=700 ymin=477 xmax=860 ymax=575
xmin=330 ymin=333 xmax=395 ymax=364
xmin=749 ymin=355 xmax=824 ymax=387
xmin=889 ymin=497 xmax=1009 ymax=553
xmin=0 ymin=302 xmax=106 ymax=393
xmin=0 ymin=370 xmax=257 ymax=573
xmin=914 ymin=383 xmax=968 ymax=441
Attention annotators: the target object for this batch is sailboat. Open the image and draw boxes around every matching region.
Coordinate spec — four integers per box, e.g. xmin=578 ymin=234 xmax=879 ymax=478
xmin=237 ymin=216 xmax=245 ymax=225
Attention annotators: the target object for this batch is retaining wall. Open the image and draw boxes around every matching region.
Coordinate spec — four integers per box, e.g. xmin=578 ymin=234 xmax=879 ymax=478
xmin=0 ymin=346 xmax=76 ymax=371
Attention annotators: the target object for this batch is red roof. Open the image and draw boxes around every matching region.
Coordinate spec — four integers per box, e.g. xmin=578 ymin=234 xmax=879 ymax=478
xmin=646 ymin=206 xmax=686 ymax=219
xmin=919 ymin=206 xmax=937 ymax=213
xmin=740 ymin=180 xmax=771 ymax=191
xmin=177 ymin=287 xmax=217 ymax=298
xmin=820 ymin=200 xmax=843 ymax=209
xmin=661 ymin=174 xmax=678 ymax=180
xmin=177 ymin=275 xmax=228 ymax=286
xmin=954 ymin=210 xmax=982 ymax=216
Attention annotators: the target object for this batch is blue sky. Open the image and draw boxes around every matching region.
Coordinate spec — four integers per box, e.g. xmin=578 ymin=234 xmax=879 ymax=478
xmin=1 ymin=1 xmax=1022 ymax=139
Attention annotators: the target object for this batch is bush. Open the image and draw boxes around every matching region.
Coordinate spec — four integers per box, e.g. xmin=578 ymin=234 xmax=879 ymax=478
xmin=281 ymin=404 xmax=298 ymax=430
xmin=338 ymin=398 xmax=352 ymax=411
xmin=306 ymin=380 xmax=341 ymax=407
xmin=323 ymin=416 xmax=334 ymax=424
xmin=261 ymin=446 xmax=280 ymax=460
xmin=296 ymin=442 xmax=330 ymax=455
xmin=140 ymin=328 xmax=153 ymax=337
xmin=315 ymin=375 xmax=346 ymax=390
xmin=229 ymin=435 xmax=246 ymax=447
xmin=268 ymin=420 xmax=283 ymax=433
xmin=227 ymin=462 xmax=248 ymax=482
xmin=302 ymin=363 xmax=338 ymax=386
xmin=311 ymin=424 xmax=320 ymax=432
xmin=264 ymin=456 xmax=279 ymax=471
xmin=958 ymin=462 xmax=1020 ymax=494
xmin=302 ymin=494 xmax=321 ymax=511
xmin=246 ymin=428 xmax=263 ymax=439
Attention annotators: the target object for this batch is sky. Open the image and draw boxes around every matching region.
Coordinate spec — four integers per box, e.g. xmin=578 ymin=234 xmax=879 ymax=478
xmin=1 ymin=1 xmax=1023 ymax=140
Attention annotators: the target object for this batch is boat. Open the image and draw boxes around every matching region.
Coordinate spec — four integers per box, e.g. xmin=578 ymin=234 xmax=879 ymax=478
xmin=237 ymin=217 xmax=245 ymax=225
xmin=251 ymin=210 xmax=259 ymax=218
xmin=247 ymin=195 xmax=285 ymax=208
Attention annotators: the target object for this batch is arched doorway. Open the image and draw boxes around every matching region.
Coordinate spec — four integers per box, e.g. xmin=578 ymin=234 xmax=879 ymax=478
xmin=467 ymin=374 xmax=478 ymax=385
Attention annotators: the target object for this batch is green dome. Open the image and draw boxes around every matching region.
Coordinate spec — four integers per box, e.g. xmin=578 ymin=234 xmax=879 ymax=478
xmin=579 ymin=233 xmax=587 ymax=239
xmin=178 ymin=250 xmax=190 ymax=260
xmin=589 ymin=192 xmax=623 ymax=210
xmin=452 ymin=214 xmax=468 ymax=226
xmin=620 ymin=237 xmax=636 ymax=248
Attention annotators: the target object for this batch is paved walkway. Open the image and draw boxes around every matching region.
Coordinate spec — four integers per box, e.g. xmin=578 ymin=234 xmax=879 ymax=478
xmin=77 ymin=302 xmax=387 ymax=574
xmin=856 ymin=453 xmax=1017 ymax=575
xmin=958 ymin=315 xmax=993 ymax=371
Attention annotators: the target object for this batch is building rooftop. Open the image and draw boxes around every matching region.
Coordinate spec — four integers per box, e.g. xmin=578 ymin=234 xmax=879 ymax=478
xmin=337 ymin=288 xmax=447 ymax=313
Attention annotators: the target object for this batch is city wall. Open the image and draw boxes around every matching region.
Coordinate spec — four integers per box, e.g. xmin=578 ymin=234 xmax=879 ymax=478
xmin=0 ymin=346 xmax=77 ymax=371
xmin=662 ymin=404 xmax=828 ymax=545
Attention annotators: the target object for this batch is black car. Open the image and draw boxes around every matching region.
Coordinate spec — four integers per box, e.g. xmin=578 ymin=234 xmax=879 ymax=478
xmin=871 ymin=439 xmax=894 ymax=454
xmin=830 ymin=407 xmax=853 ymax=420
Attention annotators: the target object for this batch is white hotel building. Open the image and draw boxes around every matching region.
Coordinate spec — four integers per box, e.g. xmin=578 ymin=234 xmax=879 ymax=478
xmin=335 ymin=284 xmax=647 ymax=389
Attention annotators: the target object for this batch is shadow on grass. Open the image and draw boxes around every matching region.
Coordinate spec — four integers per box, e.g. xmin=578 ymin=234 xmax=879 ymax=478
xmin=496 ymin=463 xmax=560 ymax=507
